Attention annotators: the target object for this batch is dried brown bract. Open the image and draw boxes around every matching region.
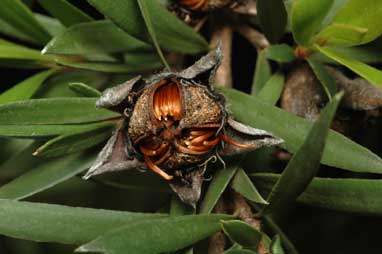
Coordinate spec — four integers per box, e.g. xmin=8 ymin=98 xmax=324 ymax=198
xmin=83 ymin=47 xmax=283 ymax=206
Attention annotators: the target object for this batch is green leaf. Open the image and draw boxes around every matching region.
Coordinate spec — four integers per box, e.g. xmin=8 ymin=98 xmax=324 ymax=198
xmin=0 ymin=98 xmax=119 ymax=125
xmin=251 ymin=50 xmax=271 ymax=96
xmin=256 ymin=0 xmax=287 ymax=43
xmin=87 ymin=0 xmax=209 ymax=54
xmin=270 ymin=235 xmax=285 ymax=254
xmin=0 ymin=122 xmax=112 ymax=138
xmin=38 ymin=70 xmax=107 ymax=98
xmin=89 ymin=170 xmax=170 ymax=193
xmin=35 ymin=13 xmax=66 ymax=37
xmin=265 ymin=44 xmax=295 ymax=63
xmin=0 ymin=41 xmax=52 ymax=62
xmin=57 ymin=60 xmax=162 ymax=73
xmin=316 ymin=45 xmax=382 ymax=86
xmin=312 ymin=42 xmax=382 ymax=64
xmin=260 ymin=93 xmax=342 ymax=215
xmin=0 ymin=199 xmax=164 ymax=244
xmin=218 ymin=87 xmax=382 ymax=174
xmin=43 ymin=21 xmax=152 ymax=55
xmin=0 ymin=153 xmax=94 ymax=200
xmin=170 ymin=196 xmax=195 ymax=216
xmin=231 ymin=168 xmax=268 ymax=205
xmin=0 ymin=0 xmax=51 ymax=44
xmin=69 ymin=82 xmax=102 ymax=97
xmin=37 ymin=0 xmax=92 ymax=27
xmin=199 ymin=162 xmax=240 ymax=214
xmin=319 ymin=0 xmax=382 ymax=46
xmin=254 ymin=173 xmax=382 ymax=217
xmin=78 ymin=214 xmax=234 ymax=254
xmin=136 ymin=0 xmax=170 ymax=70
xmin=33 ymin=126 xmax=112 ymax=157
xmin=221 ymin=220 xmax=262 ymax=248
xmin=0 ymin=69 xmax=57 ymax=104
xmin=291 ymin=0 xmax=333 ymax=45
xmin=260 ymin=216 xmax=298 ymax=254
xmin=314 ymin=23 xmax=368 ymax=47
xmin=0 ymin=17 xmax=36 ymax=43
xmin=86 ymin=0 xmax=146 ymax=40
xmin=256 ymin=72 xmax=284 ymax=105
xmin=170 ymin=196 xmax=195 ymax=254
xmin=307 ymin=57 xmax=337 ymax=99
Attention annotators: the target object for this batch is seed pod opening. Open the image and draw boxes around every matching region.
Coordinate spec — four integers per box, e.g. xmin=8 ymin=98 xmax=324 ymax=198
xmin=84 ymin=47 xmax=283 ymax=206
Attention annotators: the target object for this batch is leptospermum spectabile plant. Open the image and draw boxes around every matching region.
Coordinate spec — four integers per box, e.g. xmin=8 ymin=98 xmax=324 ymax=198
xmin=1 ymin=0 xmax=382 ymax=254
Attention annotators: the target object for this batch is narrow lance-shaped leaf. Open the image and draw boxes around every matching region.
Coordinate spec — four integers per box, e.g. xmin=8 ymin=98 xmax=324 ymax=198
xmin=35 ymin=13 xmax=66 ymax=37
xmin=86 ymin=0 xmax=146 ymax=40
xmin=231 ymin=168 xmax=268 ymax=204
xmin=78 ymin=214 xmax=234 ymax=254
xmin=314 ymin=0 xmax=382 ymax=47
xmin=33 ymin=125 xmax=113 ymax=158
xmin=170 ymin=196 xmax=195 ymax=254
xmin=218 ymin=87 xmax=382 ymax=174
xmin=69 ymin=82 xmax=102 ymax=97
xmin=37 ymin=0 xmax=92 ymax=27
xmin=0 ymin=98 xmax=119 ymax=125
xmin=316 ymin=46 xmax=382 ymax=86
xmin=87 ymin=0 xmax=209 ymax=54
xmin=256 ymin=71 xmax=285 ymax=105
xmin=43 ymin=21 xmax=153 ymax=55
xmin=0 ymin=152 xmax=95 ymax=200
xmin=0 ymin=122 xmax=114 ymax=138
xmin=270 ymin=235 xmax=285 ymax=254
xmin=0 ymin=199 xmax=165 ymax=244
xmin=251 ymin=50 xmax=271 ymax=95
xmin=265 ymin=44 xmax=295 ymax=63
xmin=0 ymin=17 xmax=35 ymax=43
xmin=57 ymin=60 xmax=162 ymax=74
xmin=0 ymin=0 xmax=51 ymax=44
xmin=170 ymin=196 xmax=195 ymax=216
xmin=260 ymin=92 xmax=342 ymax=215
xmin=256 ymin=0 xmax=287 ymax=43
xmin=136 ymin=0 xmax=170 ymax=70
xmin=0 ymin=69 xmax=57 ymax=104
xmin=199 ymin=162 xmax=240 ymax=214
xmin=312 ymin=42 xmax=382 ymax=64
xmin=307 ymin=57 xmax=337 ymax=99
xmin=221 ymin=220 xmax=262 ymax=248
xmin=253 ymin=173 xmax=382 ymax=217
xmin=291 ymin=0 xmax=333 ymax=45
xmin=0 ymin=41 xmax=52 ymax=62
xmin=313 ymin=23 xmax=368 ymax=47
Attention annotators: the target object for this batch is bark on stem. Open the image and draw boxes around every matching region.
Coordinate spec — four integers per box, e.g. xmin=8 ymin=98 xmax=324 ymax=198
xmin=208 ymin=197 xmax=228 ymax=254
xmin=210 ymin=25 xmax=233 ymax=88
xmin=232 ymin=192 xmax=269 ymax=254
xmin=235 ymin=25 xmax=270 ymax=50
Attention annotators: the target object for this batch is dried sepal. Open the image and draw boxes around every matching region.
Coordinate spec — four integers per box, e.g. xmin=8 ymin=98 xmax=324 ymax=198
xmin=219 ymin=119 xmax=283 ymax=156
xmin=96 ymin=76 xmax=143 ymax=112
xmin=83 ymin=128 xmax=146 ymax=179
xmin=179 ymin=44 xmax=222 ymax=86
xmin=169 ymin=168 xmax=204 ymax=208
